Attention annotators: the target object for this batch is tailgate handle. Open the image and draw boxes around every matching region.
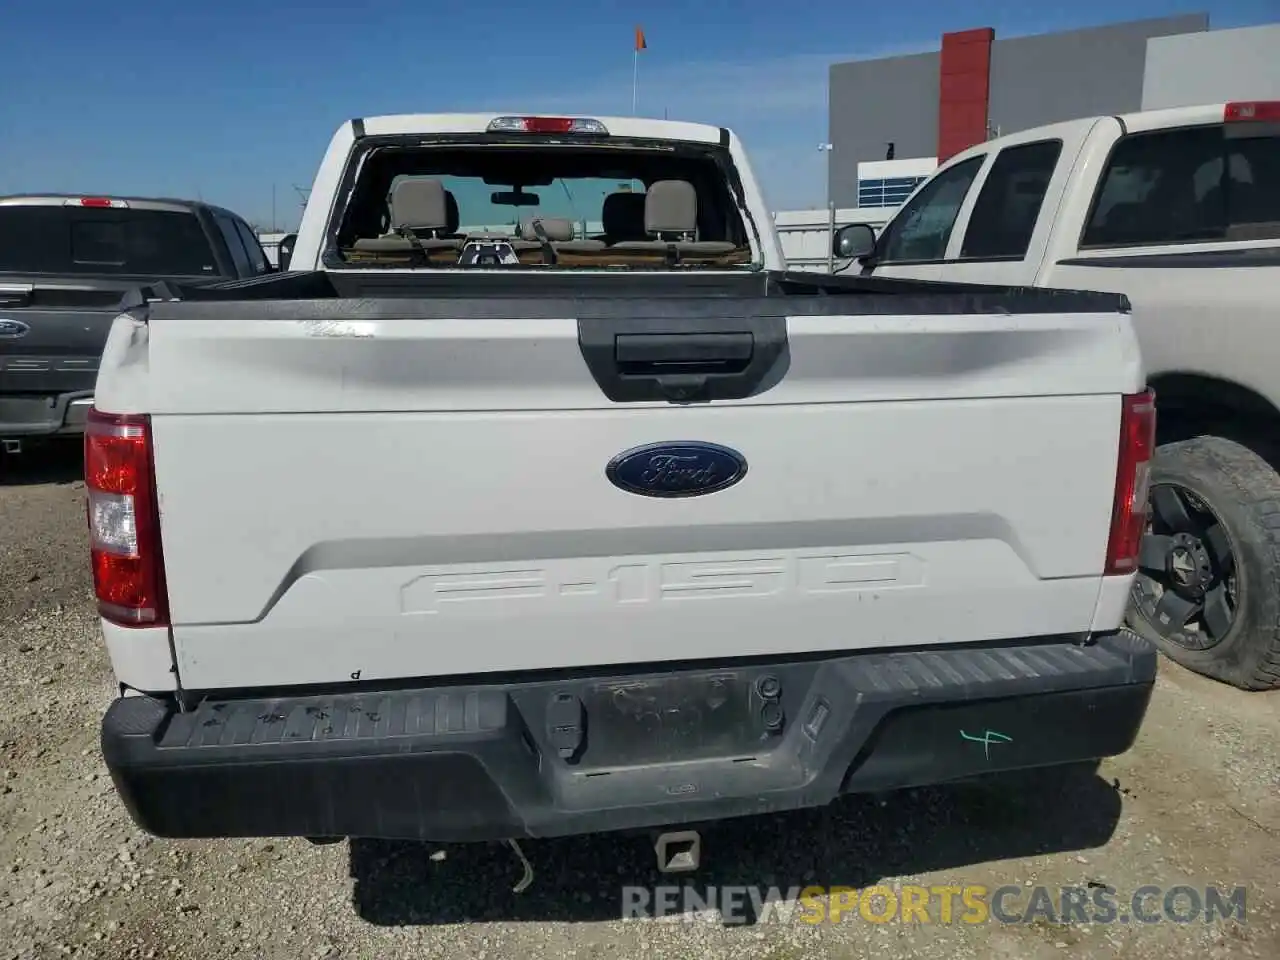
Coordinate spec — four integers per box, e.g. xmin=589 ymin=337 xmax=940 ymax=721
xmin=614 ymin=332 xmax=753 ymax=374
xmin=0 ymin=283 xmax=33 ymax=308
xmin=615 ymin=332 xmax=754 ymax=403
xmin=578 ymin=317 xmax=788 ymax=404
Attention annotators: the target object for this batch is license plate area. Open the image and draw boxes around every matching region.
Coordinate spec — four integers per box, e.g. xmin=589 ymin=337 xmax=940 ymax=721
xmin=574 ymin=671 xmax=765 ymax=769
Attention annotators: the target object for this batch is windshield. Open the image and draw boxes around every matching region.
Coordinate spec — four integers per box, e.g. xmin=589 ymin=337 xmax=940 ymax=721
xmin=0 ymin=205 xmax=219 ymax=276
xmin=332 ymin=141 xmax=753 ymax=270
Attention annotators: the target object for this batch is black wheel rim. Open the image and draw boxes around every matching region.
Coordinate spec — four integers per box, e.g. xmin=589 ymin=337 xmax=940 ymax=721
xmin=1131 ymin=483 xmax=1238 ymax=650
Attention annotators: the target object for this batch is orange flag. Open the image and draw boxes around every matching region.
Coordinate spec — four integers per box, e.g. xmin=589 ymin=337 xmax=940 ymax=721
xmin=635 ymin=26 xmax=647 ymax=51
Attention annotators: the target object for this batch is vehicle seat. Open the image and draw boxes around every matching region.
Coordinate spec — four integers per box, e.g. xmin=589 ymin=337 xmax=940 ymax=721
xmin=519 ymin=217 xmax=605 ymax=252
xmin=600 ymin=192 xmax=647 ymax=244
xmin=351 ymin=179 xmax=462 ymax=252
xmin=1091 ymin=201 xmax=1150 ymax=245
xmin=610 ymin=180 xmax=738 ymax=255
xmin=1226 ymin=177 xmax=1280 ymax=240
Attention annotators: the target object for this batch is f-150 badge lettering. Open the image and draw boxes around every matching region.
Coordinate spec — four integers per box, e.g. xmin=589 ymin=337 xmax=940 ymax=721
xmin=0 ymin=319 xmax=30 ymax=339
xmin=607 ymin=442 xmax=747 ymax=498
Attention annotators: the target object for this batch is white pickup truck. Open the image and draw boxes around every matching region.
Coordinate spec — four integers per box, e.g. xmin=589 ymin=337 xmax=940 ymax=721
xmin=91 ymin=113 xmax=1156 ymax=864
xmin=836 ymin=100 xmax=1280 ymax=692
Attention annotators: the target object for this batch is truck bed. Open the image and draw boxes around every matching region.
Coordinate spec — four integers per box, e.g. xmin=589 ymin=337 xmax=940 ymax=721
xmin=99 ymin=270 xmax=1140 ymax=693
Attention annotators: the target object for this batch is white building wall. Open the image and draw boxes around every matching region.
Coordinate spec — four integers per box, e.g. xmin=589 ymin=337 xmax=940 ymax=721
xmin=855 ymin=157 xmax=939 ymax=181
xmin=1142 ymin=24 xmax=1280 ymax=110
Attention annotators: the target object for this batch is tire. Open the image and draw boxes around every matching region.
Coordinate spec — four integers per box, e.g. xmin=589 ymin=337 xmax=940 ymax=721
xmin=1126 ymin=435 xmax=1280 ymax=690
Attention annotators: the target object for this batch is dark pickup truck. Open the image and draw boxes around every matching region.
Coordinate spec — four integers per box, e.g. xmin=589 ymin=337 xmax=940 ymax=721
xmin=0 ymin=195 xmax=273 ymax=447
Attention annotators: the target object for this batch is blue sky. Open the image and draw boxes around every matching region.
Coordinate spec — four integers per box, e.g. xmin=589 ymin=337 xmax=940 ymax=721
xmin=0 ymin=1 xmax=1274 ymax=228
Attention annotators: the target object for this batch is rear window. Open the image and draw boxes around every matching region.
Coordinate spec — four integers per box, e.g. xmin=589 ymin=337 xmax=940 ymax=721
xmin=403 ymin=175 xmax=650 ymax=234
xmin=0 ymin=205 xmax=219 ymax=276
xmin=1081 ymin=123 xmax=1280 ymax=248
xmin=331 ymin=136 xmax=752 ymax=270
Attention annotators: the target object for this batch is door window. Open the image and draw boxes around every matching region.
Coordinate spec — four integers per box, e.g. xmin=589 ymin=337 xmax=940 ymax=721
xmin=959 ymin=139 xmax=1062 ymax=259
xmin=876 ymin=156 xmax=984 ymax=264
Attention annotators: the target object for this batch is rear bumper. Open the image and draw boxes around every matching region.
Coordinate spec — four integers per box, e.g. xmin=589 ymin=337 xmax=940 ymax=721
xmin=101 ymin=631 xmax=1156 ymax=842
xmin=0 ymin=391 xmax=92 ymax=438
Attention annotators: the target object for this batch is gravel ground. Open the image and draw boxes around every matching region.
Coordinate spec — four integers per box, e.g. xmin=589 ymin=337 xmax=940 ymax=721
xmin=2 ymin=442 xmax=1278 ymax=959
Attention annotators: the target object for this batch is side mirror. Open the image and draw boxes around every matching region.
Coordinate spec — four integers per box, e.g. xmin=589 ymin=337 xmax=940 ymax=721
xmin=276 ymin=234 xmax=297 ymax=272
xmin=833 ymin=223 xmax=876 ymax=260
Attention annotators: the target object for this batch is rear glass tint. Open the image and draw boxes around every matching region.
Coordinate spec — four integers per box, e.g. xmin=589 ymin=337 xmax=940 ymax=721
xmin=0 ymin=205 xmax=219 ymax=276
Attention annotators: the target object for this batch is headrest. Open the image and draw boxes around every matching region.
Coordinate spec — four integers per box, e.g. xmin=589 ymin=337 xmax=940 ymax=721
xmin=519 ymin=217 xmax=575 ymax=242
xmin=645 ymin=180 xmax=697 ymax=236
xmin=444 ymin=190 xmax=460 ymax=234
xmin=601 ymin=191 xmax=646 ymax=236
xmin=390 ymin=178 xmax=449 ymax=231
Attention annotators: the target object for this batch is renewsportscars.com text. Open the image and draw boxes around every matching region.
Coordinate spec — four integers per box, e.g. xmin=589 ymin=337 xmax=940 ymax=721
xmin=621 ymin=883 xmax=1248 ymax=925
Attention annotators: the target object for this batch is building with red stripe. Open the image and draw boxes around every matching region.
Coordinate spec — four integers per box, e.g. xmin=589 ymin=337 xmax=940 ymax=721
xmin=827 ymin=13 xmax=1279 ymax=209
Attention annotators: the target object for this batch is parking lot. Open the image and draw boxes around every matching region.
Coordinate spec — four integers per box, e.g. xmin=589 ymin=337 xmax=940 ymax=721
xmin=1 ymin=442 xmax=1278 ymax=960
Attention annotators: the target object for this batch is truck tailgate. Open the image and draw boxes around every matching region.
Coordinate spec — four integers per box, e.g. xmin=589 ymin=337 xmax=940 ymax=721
xmin=0 ymin=275 xmax=213 ymax=398
xmin=0 ymin=280 xmax=132 ymax=396
xmin=121 ymin=296 xmax=1140 ymax=691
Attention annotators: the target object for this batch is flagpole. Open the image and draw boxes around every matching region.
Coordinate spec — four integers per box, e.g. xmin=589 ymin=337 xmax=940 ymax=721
xmin=631 ymin=48 xmax=638 ymax=115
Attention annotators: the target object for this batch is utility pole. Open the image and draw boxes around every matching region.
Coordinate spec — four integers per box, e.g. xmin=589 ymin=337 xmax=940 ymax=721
xmin=632 ymin=25 xmax=646 ymax=115
xmin=292 ymin=184 xmax=311 ymax=226
xmin=818 ymin=143 xmax=834 ymax=272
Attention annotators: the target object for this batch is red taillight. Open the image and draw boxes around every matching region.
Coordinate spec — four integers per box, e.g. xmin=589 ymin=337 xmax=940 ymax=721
xmin=525 ymin=117 xmax=575 ymax=134
xmin=486 ymin=116 xmax=610 ymax=135
xmin=85 ymin=408 xmax=168 ymax=627
xmin=1105 ymin=389 xmax=1157 ymax=576
xmin=65 ymin=197 xmax=128 ymax=209
xmin=1224 ymin=101 xmax=1280 ymax=123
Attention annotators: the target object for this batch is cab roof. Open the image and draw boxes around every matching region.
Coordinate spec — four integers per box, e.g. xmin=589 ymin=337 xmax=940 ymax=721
xmin=352 ymin=113 xmax=729 ymax=145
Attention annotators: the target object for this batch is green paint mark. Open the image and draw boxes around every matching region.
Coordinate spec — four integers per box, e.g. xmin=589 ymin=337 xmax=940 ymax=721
xmin=960 ymin=729 xmax=1013 ymax=760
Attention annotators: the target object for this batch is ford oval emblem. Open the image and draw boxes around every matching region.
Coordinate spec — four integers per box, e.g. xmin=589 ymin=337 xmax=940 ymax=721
xmin=607 ymin=441 xmax=747 ymax=498
xmin=0 ymin=319 xmax=30 ymax=339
